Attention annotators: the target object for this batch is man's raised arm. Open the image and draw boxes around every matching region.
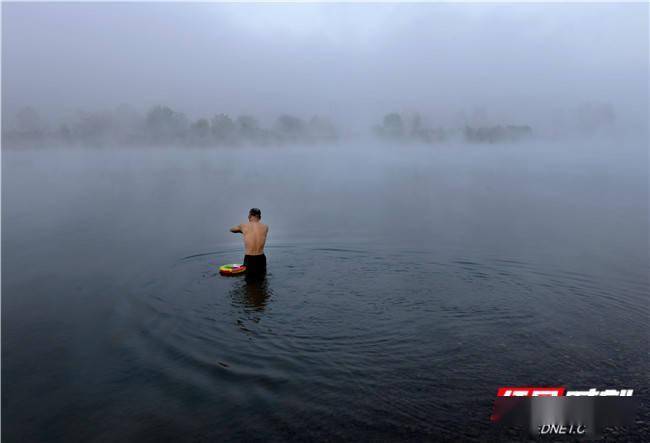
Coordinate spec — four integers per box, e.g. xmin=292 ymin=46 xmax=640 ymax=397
xmin=230 ymin=224 xmax=242 ymax=234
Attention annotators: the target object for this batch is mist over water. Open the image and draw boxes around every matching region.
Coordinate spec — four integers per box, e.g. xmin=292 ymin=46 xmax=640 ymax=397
xmin=2 ymin=2 xmax=649 ymax=441
xmin=2 ymin=3 xmax=648 ymax=140
xmin=3 ymin=139 xmax=648 ymax=440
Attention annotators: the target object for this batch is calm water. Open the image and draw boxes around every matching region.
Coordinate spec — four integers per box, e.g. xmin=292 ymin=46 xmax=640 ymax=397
xmin=2 ymin=141 xmax=648 ymax=441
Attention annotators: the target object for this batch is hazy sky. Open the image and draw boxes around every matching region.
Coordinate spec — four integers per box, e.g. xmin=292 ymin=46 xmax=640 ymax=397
xmin=2 ymin=2 xmax=648 ymax=128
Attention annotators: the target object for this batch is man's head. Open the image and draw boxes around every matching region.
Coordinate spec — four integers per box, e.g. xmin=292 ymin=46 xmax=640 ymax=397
xmin=248 ymin=207 xmax=261 ymax=221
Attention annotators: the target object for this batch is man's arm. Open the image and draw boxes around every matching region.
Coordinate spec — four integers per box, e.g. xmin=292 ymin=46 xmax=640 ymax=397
xmin=230 ymin=224 xmax=242 ymax=233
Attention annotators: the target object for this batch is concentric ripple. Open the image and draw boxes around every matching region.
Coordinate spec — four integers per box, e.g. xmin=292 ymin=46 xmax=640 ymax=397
xmin=112 ymin=242 xmax=648 ymax=440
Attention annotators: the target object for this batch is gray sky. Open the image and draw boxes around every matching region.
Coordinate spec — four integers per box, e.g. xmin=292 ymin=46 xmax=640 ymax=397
xmin=2 ymin=2 xmax=648 ymax=129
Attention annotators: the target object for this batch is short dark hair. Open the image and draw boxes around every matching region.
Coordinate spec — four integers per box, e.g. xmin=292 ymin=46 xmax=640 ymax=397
xmin=249 ymin=208 xmax=261 ymax=219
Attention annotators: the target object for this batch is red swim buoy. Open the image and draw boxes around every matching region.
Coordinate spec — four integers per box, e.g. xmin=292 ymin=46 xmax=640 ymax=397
xmin=219 ymin=264 xmax=247 ymax=276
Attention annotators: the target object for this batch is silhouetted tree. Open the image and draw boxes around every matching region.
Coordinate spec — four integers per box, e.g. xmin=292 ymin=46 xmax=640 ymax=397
xmin=237 ymin=115 xmax=260 ymax=141
xmin=211 ymin=114 xmax=236 ymax=143
xmin=189 ymin=118 xmax=210 ymax=145
xmin=74 ymin=110 xmax=114 ymax=143
xmin=145 ymin=105 xmax=188 ymax=143
xmin=379 ymin=113 xmax=405 ymax=139
xmin=464 ymin=125 xmax=532 ymax=143
xmin=275 ymin=114 xmax=306 ymax=141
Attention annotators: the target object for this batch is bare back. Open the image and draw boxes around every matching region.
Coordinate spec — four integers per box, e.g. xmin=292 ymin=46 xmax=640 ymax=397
xmin=239 ymin=221 xmax=268 ymax=255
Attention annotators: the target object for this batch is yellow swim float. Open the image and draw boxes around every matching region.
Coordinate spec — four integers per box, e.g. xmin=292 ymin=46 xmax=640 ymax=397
xmin=219 ymin=263 xmax=247 ymax=276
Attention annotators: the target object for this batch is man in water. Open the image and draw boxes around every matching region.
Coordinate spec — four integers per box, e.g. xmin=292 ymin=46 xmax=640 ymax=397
xmin=230 ymin=208 xmax=268 ymax=280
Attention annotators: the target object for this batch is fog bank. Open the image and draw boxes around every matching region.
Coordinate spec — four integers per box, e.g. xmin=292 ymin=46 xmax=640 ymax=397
xmin=2 ymin=3 xmax=648 ymax=143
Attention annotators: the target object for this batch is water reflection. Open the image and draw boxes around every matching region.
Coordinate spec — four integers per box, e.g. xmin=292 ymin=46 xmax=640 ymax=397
xmin=230 ymin=277 xmax=272 ymax=329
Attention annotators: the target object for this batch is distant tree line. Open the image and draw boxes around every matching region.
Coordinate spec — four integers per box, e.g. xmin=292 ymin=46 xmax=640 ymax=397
xmin=2 ymin=105 xmax=339 ymax=147
xmin=462 ymin=125 xmax=532 ymax=143
xmin=3 ymin=101 xmax=619 ymax=148
xmin=374 ymin=112 xmax=532 ymax=144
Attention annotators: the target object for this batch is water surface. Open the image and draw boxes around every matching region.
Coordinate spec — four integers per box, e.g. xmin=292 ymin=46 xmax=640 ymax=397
xmin=2 ymin=141 xmax=648 ymax=441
